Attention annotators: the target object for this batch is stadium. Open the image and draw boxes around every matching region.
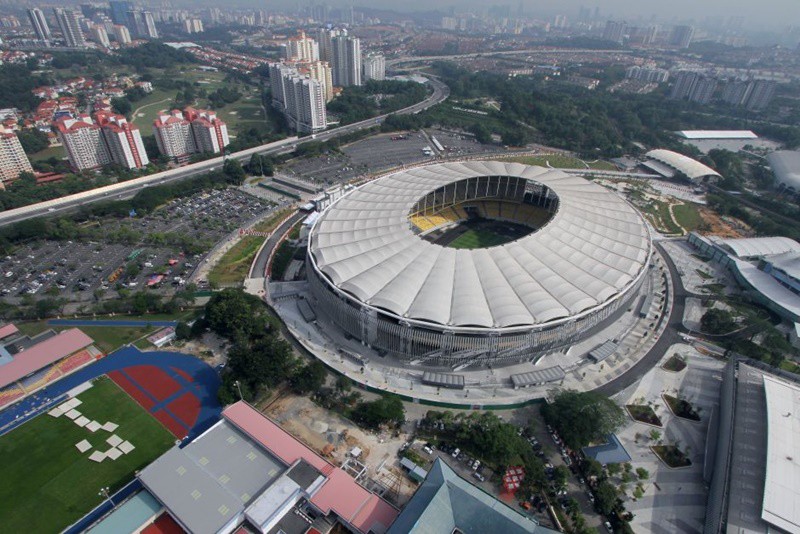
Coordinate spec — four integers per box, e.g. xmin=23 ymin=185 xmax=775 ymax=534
xmin=307 ymin=161 xmax=652 ymax=368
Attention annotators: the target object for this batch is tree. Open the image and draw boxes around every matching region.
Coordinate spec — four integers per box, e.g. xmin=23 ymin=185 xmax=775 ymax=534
xmin=175 ymin=321 xmax=192 ymax=340
xmin=17 ymin=129 xmax=49 ymax=155
xmin=290 ymin=360 xmax=327 ymax=394
xmin=700 ymin=308 xmax=737 ymax=334
xmin=205 ymin=289 xmax=270 ymax=341
xmin=352 ymin=395 xmax=405 ymax=429
xmin=636 ymin=467 xmax=649 ymax=480
xmin=111 ymin=96 xmax=132 ymax=116
xmin=583 ymin=458 xmax=604 ymax=479
xmin=553 ymin=465 xmax=570 ymax=489
xmin=223 ymin=159 xmax=246 ymax=185
xmin=541 ymin=390 xmax=626 ymax=449
xmin=594 ymin=480 xmax=619 ymax=516
xmin=228 ymin=336 xmax=294 ymax=391
xmin=607 ymin=463 xmax=622 ymax=476
xmin=649 ymin=429 xmax=661 ymax=442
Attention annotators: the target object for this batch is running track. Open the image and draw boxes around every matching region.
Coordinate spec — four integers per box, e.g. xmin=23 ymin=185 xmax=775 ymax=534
xmin=0 ymin=347 xmax=220 ymax=440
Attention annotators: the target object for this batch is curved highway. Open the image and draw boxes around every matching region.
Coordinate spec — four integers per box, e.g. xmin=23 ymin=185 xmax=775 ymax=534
xmin=0 ymin=76 xmax=449 ymax=227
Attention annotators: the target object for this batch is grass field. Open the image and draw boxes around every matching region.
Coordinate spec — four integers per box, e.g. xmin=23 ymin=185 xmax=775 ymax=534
xmin=129 ymin=89 xmax=177 ymax=137
xmin=208 ymin=208 xmax=292 ymax=286
xmin=449 ymin=228 xmax=515 ymax=249
xmin=672 ymin=203 xmax=703 ymax=232
xmin=505 ymin=154 xmax=617 ymax=170
xmin=72 ymin=325 xmax=159 ymax=353
xmin=0 ymin=377 xmax=174 ymax=533
xmin=30 ymin=145 xmax=67 ymax=163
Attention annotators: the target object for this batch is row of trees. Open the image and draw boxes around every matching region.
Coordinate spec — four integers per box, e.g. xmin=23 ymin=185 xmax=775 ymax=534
xmin=196 ymin=290 xmax=328 ymax=404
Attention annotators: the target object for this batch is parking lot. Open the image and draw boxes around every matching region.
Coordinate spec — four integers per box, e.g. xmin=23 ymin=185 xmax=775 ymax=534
xmin=280 ymin=129 xmax=505 ymax=187
xmin=0 ymin=189 xmax=275 ymax=304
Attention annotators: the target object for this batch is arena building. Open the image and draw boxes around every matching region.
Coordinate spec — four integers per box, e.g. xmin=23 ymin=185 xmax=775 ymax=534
xmin=306 ymin=161 xmax=652 ymax=368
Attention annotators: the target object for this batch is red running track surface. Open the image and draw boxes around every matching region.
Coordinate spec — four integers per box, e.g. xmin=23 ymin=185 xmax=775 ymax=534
xmin=108 ymin=370 xmax=155 ymax=411
xmin=124 ymin=365 xmax=181 ymax=401
xmin=166 ymin=392 xmax=200 ymax=429
xmin=170 ymin=367 xmax=194 ymax=383
xmin=153 ymin=410 xmax=187 ymax=438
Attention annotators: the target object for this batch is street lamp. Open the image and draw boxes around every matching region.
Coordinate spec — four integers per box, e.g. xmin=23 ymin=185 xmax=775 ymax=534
xmin=234 ymin=380 xmax=243 ymax=401
xmin=98 ymin=486 xmax=111 ymax=505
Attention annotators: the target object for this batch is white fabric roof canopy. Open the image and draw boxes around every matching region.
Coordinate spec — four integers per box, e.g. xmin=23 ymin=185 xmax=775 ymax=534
xmin=309 ymin=161 xmax=651 ymax=330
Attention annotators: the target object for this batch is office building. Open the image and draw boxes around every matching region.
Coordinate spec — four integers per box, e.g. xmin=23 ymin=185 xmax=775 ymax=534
xmin=332 ymin=34 xmax=361 ymax=87
xmin=112 ymin=24 xmax=131 ymax=45
xmin=362 ymin=53 xmax=386 ymax=81
xmin=0 ymin=127 xmax=33 ymax=184
xmin=27 ymin=8 xmax=51 ymax=44
xmin=603 ymin=20 xmax=626 ymax=44
xmin=671 ymin=25 xmax=695 ymax=49
xmin=53 ymin=8 xmax=86 ymax=48
xmin=55 ymin=115 xmax=112 ymax=170
xmin=95 ymin=112 xmax=149 ymax=169
xmin=183 ymin=18 xmax=203 ymax=33
xmin=285 ymin=30 xmax=319 ymax=62
xmin=270 ymin=63 xmax=328 ymax=133
xmin=90 ymin=25 xmax=110 ymax=47
xmin=108 ymin=0 xmax=132 ymax=26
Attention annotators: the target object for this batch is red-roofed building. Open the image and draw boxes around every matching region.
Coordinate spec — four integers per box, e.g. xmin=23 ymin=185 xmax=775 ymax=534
xmin=153 ymin=107 xmax=229 ymax=162
xmin=95 ymin=111 xmax=149 ymax=169
xmin=138 ymin=401 xmax=399 ymax=534
xmin=55 ymin=115 xmax=111 ymax=170
xmin=0 ymin=126 xmax=33 ymax=184
xmin=0 ymin=328 xmax=94 ymax=389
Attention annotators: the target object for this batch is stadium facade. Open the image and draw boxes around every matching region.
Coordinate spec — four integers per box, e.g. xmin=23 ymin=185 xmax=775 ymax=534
xmin=307 ymin=161 xmax=652 ymax=367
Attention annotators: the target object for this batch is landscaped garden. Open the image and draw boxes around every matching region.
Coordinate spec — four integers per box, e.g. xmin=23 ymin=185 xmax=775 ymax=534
xmin=663 ymin=394 xmax=701 ymax=421
xmin=662 ymin=355 xmax=687 ymax=373
xmin=625 ymin=404 xmax=662 ymax=426
xmin=652 ymin=444 xmax=692 ymax=468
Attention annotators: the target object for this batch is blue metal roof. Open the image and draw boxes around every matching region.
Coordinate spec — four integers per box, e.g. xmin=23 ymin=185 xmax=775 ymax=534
xmin=581 ymin=434 xmax=632 ymax=465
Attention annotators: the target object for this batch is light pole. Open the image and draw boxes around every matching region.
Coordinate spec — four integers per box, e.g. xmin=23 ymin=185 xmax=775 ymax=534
xmin=98 ymin=486 xmax=111 ymax=506
xmin=234 ymin=380 xmax=243 ymax=400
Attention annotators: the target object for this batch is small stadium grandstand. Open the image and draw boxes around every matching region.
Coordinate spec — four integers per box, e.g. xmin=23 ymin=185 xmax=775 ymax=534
xmin=0 ymin=325 xmax=100 ymax=410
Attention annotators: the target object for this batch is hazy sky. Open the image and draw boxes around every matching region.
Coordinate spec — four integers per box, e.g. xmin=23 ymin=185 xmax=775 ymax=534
xmin=232 ymin=0 xmax=799 ymax=30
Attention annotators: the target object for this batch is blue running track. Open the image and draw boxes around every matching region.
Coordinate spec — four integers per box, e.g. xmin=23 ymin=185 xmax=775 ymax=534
xmin=0 ymin=346 xmax=220 ymax=439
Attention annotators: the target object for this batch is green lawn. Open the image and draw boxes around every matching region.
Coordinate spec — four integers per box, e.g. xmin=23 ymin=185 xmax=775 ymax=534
xmin=30 ymin=145 xmax=67 ymax=162
xmin=505 ymin=154 xmax=615 ymax=170
xmin=129 ymin=89 xmax=177 ymax=137
xmin=780 ymin=360 xmax=800 ymax=374
xmin=449 ymin=228 xmax=514 ymax=249
xmin=208 ymin=209 xmax=292 ymax=286
xmin=0 ymin=377 xmax=174 ymax=533
xmin=673 ymin=203 xmax=703 ymax=232
xmin=72 ymin=325 xmax=159 ymax=353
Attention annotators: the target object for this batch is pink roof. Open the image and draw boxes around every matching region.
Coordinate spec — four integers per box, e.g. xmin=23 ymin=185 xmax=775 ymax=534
xmin=0 ymin=329 xmax=94 ymax=388
xmin=223 ymin=402 xmax=399 ymax=534
xmin=0 ymin=323 xmax=19 ymax=340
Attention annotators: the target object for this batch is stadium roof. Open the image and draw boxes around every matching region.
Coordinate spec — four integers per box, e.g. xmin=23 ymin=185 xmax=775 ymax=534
xmin=644 ymin=149 xmax=721 ymax=181
xmin=715 ymin=236 xmax=800 ymax=259
xmin=309 ymin=161 xmax=651 ymax=331
xmin=0 ymin=328 xmax=93 ymax=389
xmin=761 ymin=375 xmax=800 ymax=534
xmin=138 ymin=420 xmax=285 ymax=534
xmin=731 ymin=259 xmax=800 ymax=321
xmin=765 ymin=252 xmax=800 ymax=281
xmin=768 ymin=151 xmax=800 ymax=192
xmin=677 ymin=130 xmax=758 ymax=140
xmin=388 ymin=458 xmax=554 ymax=534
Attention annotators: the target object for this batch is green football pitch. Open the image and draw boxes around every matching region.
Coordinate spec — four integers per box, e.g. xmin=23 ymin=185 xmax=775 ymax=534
xmin=448 ymin=227 xmax=520 ymax=249
xmin=0 ymin=377 xmax=174 ymax=533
